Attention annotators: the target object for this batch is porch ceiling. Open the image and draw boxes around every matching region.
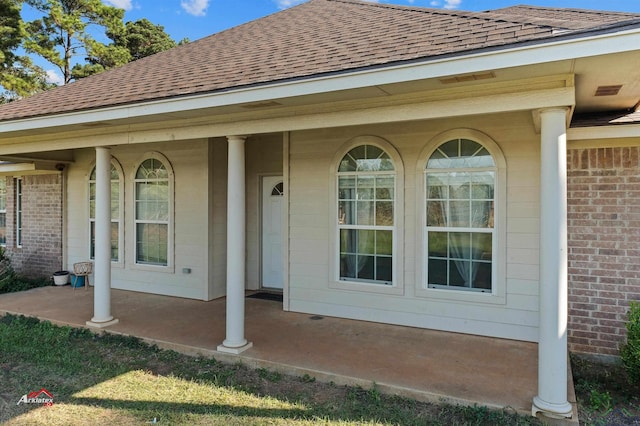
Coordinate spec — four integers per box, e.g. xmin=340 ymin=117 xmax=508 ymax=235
xmin=0 ymin=286 xmax=548 ymax=414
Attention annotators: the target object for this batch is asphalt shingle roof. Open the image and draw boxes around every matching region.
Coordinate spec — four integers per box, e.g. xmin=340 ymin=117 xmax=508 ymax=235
xmin=0 ymin=0 xmax=638 ymax=122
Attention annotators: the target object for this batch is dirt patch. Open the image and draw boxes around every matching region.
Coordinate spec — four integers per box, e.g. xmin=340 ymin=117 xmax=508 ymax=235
xmin=572 ymin=354 xmax=640 ymax=426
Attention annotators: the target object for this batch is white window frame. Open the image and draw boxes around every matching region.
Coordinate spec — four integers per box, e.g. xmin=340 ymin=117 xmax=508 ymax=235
xmin=132 ymin=152 xmax=174 ymax=272
xmin=0 ymin=178 xmax=6 ymax=247
xmin=329 ymin=136 xmax=404 ymax=296
xmin=416 ymin=129 xmax=507 ymax=304
xmin=15 ymin=178 xmax=22 ymax=248
xmin=88 ymin=158 xmax=125 ymax=266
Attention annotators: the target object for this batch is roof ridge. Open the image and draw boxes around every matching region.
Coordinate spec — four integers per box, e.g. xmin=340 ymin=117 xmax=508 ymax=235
xmin=493 ymin=4 xmax=640 ymax=16
xmin=484 ymin=4 xmax=640 ymax=31
xmin=324 ymin=0 xmax=556 ymax=28
xmin=325 ymin=0 xmax=490 ymax=16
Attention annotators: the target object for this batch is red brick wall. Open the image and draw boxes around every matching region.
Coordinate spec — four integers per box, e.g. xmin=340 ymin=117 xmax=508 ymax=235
xmin=5 ymin=174 xmax=63 ymax=278
xmin=567 ymin=146 xmax=640 ymax=356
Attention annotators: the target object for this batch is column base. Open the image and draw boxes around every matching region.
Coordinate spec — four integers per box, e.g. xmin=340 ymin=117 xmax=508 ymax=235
xmin=217 ymin=341 xmax=253 ymax=354
xmin=86 ymin=318 xmax=119 ymax=329
xmin=532 ymin=396 xmax=573 ymax=419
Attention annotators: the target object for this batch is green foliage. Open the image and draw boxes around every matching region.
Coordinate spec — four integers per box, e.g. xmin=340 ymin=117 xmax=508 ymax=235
xmin=0 ymin=0 xmax=21 ymax=57
xmin=0 ymin=314 xmax=100 ymax=373
xmin=112 ymin=18 xmax=177 ymax=61
xmin=258 ymin=367 xmax=283 ymax=383
xmin=0 ymin=256 xmax=17 ymax=291
xmin=436 ymin=403 xmax=538 ymax=425
xmin=73 ymin=18 xmax=179 ymax=78
xmin=0 ymin=58 xmax=53 ymax=103
xmin=621 ymin=301 xmax=640 ymax=384
xmin=572 ymin=354 xmax=640 ymax=425
xmin=0 ymin=0 xmax=23 ymax=74
xmin=0 ymin=0 xmax=51 ymax=101
xmin=0 ymin=273 xmax=52 ymax=293
xmin=23 ymin=0 xmax=130 ymax=83
xmin=589 ymin=388 xmax=613 ymax=412
xmin=300 ymin=373 xmax=316 ymax=383
xmin=2 ymin=0 xmax=182 ymax=100
xmin=0 ymin=251 xmax=52 ymax=293
xmin=95 ymin=331 xmax=149 ymax=350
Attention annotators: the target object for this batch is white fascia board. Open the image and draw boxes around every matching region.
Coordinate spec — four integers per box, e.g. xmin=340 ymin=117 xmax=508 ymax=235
xmin=0 ymin=162 xmax=36 ymax=173
xmin=568 ymin=124 xmax=640 ymax=140
xmin=2 ymin=26 xmax=640 ymax=134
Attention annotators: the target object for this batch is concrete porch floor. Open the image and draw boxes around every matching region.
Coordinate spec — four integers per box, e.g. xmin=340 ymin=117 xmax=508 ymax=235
xmin=0 ymin=285 xmax=547 ymax=415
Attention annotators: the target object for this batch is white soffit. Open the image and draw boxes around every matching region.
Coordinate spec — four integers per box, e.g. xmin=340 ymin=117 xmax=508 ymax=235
xmin=2 ymin=26 xmax=640 ymax=134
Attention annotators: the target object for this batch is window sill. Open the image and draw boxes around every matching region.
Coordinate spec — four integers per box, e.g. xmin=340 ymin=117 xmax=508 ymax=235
xmin=130 ymin=263 xmax=175 ymax=274
xmin=415 ymin=286 xmax=506 ymax=305
xmin=330 ymin=279 xmax=404 ymax=295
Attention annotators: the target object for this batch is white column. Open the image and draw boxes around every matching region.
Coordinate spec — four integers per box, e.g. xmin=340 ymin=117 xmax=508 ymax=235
xmin=532 ymin=108 xmax=572 ymax=419
xmin=87 ymin=147 xmax=119 ymax=328
xmin=217 ymin=136 xmax=253 ymax=354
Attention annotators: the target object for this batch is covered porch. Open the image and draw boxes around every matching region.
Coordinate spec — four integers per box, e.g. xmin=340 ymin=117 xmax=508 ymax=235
xmin=0 ymin=285 xmax=571 ymax=417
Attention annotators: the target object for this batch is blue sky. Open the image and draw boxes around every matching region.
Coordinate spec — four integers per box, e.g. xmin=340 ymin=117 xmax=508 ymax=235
xmin=23 ymin=0 xmax=640 ymax=84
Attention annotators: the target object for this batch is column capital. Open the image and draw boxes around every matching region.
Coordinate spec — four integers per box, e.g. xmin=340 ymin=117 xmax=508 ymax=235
xmin=538 ymin=106 xmax=571 ymax=116
xmin=94 ymin=145 xmax=113 ymax=151
xmin=226 ymin=135 xmax=248 ymax=143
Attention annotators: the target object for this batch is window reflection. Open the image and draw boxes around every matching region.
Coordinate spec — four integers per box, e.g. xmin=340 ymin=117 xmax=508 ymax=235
xmin=338 ymin=145 xmax=395 ymax=285
xmin=425 ymin=139 xmax=496 ymax=292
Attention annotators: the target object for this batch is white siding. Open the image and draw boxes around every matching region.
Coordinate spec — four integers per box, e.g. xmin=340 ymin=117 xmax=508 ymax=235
xmin=64 ymin=109 xmax=545 ymax=341
xmin=287 ymin=112 xmax=542 ymax=342
xmin=66 ymin=139 xmax=212 ymax=300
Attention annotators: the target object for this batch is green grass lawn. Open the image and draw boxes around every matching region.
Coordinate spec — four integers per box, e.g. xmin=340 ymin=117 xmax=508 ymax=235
xmin=0 ymin=314 xmax=539 ymax=425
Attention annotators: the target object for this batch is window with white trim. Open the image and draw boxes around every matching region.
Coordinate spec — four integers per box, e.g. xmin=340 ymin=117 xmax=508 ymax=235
xmin=337 ymin=145 xmax=395 ymax=285
xmin=0 ymin=179 xmax=6 ymax=246
xmin=425 ymin=138 xmax=495 ymax=292
xmin=89 ymin=163 xmax=122 ymax=261
xmin=135 ymin=157 xmax=171 ymax=266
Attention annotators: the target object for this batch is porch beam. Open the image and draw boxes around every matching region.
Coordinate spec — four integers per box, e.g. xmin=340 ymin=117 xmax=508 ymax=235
xmin=217 ymin=135 xmax=253 ymax=354
xmin=86 ymin=146 xmax=118 ymax=328
xmin=0 ymin=83 xmax=575 ymax=154
xmin=532 ymin=107 xmax=573 ymax=419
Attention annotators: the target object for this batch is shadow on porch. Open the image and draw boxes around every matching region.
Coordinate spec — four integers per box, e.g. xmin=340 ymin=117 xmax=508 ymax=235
xmin=0 ymin=285 xmax=545 ymax=415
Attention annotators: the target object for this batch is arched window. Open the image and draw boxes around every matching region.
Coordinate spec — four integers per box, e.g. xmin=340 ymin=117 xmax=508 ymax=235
xmin=135 ymin=156 xmax=172 ymax=266
xmin=425 ymin=138 xmax=496 ymax=292
xmin=271 ymin=182 xmax=284 ymax=196
xmin=89 ymin=162 xmax=122 ymax=261
xmin=337 ymin=144 xmax=395 ymax=285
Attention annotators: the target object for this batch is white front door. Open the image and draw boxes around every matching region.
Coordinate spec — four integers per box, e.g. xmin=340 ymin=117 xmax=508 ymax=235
xmin=261 ymin=176 xmax=284 ymax=289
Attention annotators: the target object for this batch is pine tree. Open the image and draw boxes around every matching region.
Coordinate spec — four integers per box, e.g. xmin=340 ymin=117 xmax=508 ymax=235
xmin=22 ymin=0 xmax=130 ymax=84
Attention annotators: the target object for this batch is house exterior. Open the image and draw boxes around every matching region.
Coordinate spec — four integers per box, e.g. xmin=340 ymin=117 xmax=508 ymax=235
xmin=0 ymin=0 xmax=639 ymax=419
